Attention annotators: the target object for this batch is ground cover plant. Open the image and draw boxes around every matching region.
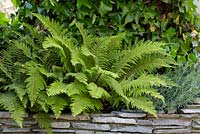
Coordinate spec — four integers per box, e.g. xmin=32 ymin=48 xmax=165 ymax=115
xmin=0 ymin=14 xmax=176 ymax=133
xmin=155 ymin=62 xmax=200 ymax=113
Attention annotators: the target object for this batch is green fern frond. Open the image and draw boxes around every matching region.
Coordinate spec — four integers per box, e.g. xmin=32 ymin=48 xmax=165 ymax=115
xmin=125 ymin=55 xmax=176 ymax=77
xmin=47 ymin=81 xmax=68 ymax=96
xmin=76 ymin=22 xmax=93 ymax=47
xmin=87 ymin=83 xmax=111 ymax=99
xmin=131 ymin=88 xmax=164 ymax=102
xmin=48 ymin=96 xmax=68 ymax=118
xmin=111 ymin=41 xmax=166 ymax=76
xmin=6 ymin=83 xmax=26 ymax=101
xmin=128 ymin=97 xmax=157 ymax=117
xmin=65 ymin=72 xmax=88 ymax=85
xmin=37 ymin=92 xmax=50 ymax=112
xmin=70 ymin=95 xmax=103 ymax=116
xmin=121 ymin=74 xmax=169 ymax=90
xmin=99 ymin=74 xmax=129 ymax=101
xmin=33 ymin=13 xmax=67 ymax=36
xmin=47 ymin=80 xmax=87 ymax=96
xmin=0 ymin=92 xmax=25 ymax=127
xmin=0 ymin=63 xmax=12 ymax=79
xmin=65 ymin=81 xmax=87 ymax=96
xmin=24 ymin=62 xmax=46 ymax=107
xmin=13 ymin=41 xmax=32 ymax=59
xmin=43 ymin=36 xmax=74 ymax=72
xmin=35 ymin=113 xmax=52 ymax=134
xmin=89 ymin=35 xmax=123 ymax=70
xmin=43 ymin=37 xmax=66 ymax=58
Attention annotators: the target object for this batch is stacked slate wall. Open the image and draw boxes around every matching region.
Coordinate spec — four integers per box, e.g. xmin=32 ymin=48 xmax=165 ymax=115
xmin=1 ymin=105 xmax=200 ymax=133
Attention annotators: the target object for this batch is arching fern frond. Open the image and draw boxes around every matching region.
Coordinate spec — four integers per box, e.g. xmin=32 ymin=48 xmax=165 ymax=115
xmin=24 ymin=61 xmax=46 ymax=107
xmin=33 ymin=13 xmax=67 ymax=36
xmin=35 ymin=113 xmax=52 ymax=134
xmin=0 ymin=92 xmax=25 ymax=127
xmin=111 ymin=41 xmax=166 ymax=76
xmin=124 ymin=54 xmax=176 ymax=78
xmin=70 ymin=94 xmax=103 ymax=116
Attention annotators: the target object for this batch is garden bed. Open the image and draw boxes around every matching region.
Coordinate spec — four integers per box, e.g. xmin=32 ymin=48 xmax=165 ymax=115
xmin=1 ymin=105 xmax=200 ymax=134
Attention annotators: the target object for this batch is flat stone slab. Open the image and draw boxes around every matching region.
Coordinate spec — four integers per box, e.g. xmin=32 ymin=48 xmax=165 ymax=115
xmin=155 ymin=125 xmax=186 ymax=129
xmin=186 ymin=105 xmax=200 ymax=109
xmin=181 ymin=114 xmax=200 ymax=118
xmin=92 ymin=117 xmax=137 ymax=124
xmin=154 ymin=128 xmax=191 ymax=133
xmin=50 ymin=114 xmax=89 ymax=121
xmin=91 ymin=113 xmax=116 ymax=117
xmin=179 ymin=109 xmax=200 ymax=114
xmin=147 ymin=114 xmax=180 ymax=118
xmin=96 ymin=132 xmax=130 ymax=134
xmin=2 ymin=128 xmax=31 ymax=133
xmin=51 ymin=121 xmax=70 ymax=128
xmin=112 ymin=111 xmax=146 ymax=118
xmin=53 ymin=129 xmax=75 ymax=133
xmin=111 ymin=125 xmax=153 ymax=133
xmin=137 ymin=119 xmax=153 ymax=125
xmin=72 ymin=122 xmax=110 ymax=131
xmin=0 ymin=112 xmax=11 ymax=118
xmin=153 ymin=119 xmax=191 ymax=126
xmin=76 ymin=130 xmax=94 ymax=134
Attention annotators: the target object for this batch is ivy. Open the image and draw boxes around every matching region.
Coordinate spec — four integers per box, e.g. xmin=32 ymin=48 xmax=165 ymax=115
xmin=14 ymin=0 xmax=200 ymax=64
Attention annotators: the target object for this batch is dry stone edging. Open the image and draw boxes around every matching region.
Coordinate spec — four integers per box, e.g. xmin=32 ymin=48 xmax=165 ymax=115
xmin=1 ymin=105 xmax=200 ymax=133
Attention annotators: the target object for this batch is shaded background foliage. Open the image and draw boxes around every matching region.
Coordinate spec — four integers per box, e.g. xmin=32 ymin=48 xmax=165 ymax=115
xmin=10 ymin=0 xmax=200 ymax=64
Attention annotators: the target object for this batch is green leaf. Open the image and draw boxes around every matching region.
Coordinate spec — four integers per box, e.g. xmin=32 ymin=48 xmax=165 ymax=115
xmin=88 ymin=83 xmax=111 ymax=99
xmin=77 ymin=0 xmax=91 ymax=9
xmin=70 ymin=95 xmax=102 ymax=116
xmin=124 ymin=13 xmax=133 ymax=25
xmin=11 ymin=0 xmax=20 ymax=8
xmin=47 ymin=81 xmax=68 ymax=96
xmin=0 ymin=93 xmax=25 ymax=128
xmin=65 ymin=73 xmax=88 ymax=85
xmin=0 ymin=12 xmax=9 ymax=25
xmin=35 ymin=113 xmax=52 ymax=134
xmin=48 ymin=96 xmax=68 ymax=118
xmin=99 ymin=1 xmax=112 ymax=16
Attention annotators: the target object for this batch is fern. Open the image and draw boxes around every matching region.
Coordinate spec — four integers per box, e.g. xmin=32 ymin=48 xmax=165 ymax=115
xmin=13 ymin=41 xmax=32 ymax=59
xmin=35 ymin=113 xmax=52 ymax=134
xmin=87 ymin=83 xmax=111 ymax=99
xmin=129 ymin=97 xmax=157 ymax=117
xmin=0 ymin=92 xmax=25 ymax=127
xmin=47 ymin=80 xmax=87 ymax=96
xmin=70 ymin=94 xmax=103 ymax=116
xmin=48 ymin=96 xmax=68 ymax=118
xmin=121 ymin=74 xmax=169 ymax=90
xmin=0 ymin=14 xmax=176 ymax=130
xmin=65 ymin=72 xmax=88 ymax=85
xmin=111 ymin=41 xmax=166 ymax=76
xmin=24 ymin=62 xmax=46 ymax=106
xmin=33 ymin=13 xmax=67 ymax=36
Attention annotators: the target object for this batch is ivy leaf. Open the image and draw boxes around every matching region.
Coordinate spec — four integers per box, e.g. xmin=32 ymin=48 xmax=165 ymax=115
xmin=162 ymin=27 xmax=176 ymax=41
xmin=99 ymin=1 xmax=112 ymax=16
xmin=124 ymin=13 xmax=133 ymax=25
xmin=77 ymin=0 xmax=91 ymax=9
xmin=0 ymin=12 xmax=9 ymax=26
xmin=11 ymin=0 xmax=20 ymax=8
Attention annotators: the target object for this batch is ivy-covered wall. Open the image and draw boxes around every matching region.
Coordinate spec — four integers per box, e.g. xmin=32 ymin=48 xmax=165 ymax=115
xmin=1 ymin=105 xmax=200 ymax=134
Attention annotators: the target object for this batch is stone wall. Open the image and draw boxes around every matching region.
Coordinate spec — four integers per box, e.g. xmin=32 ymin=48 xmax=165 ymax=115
xmin=1 ymin=105 xmax=200 ymax=133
